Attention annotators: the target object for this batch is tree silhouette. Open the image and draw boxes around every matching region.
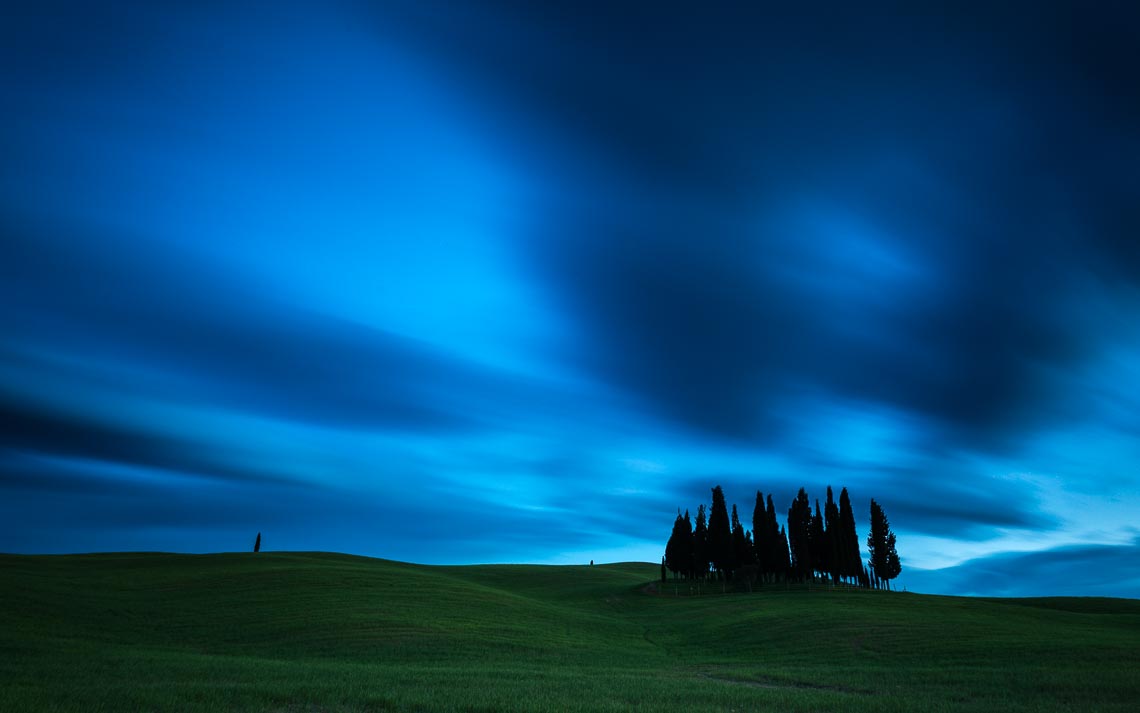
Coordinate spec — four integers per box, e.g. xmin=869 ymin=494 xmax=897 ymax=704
xmin=660 ymin=483 xmax=897 ymax=591
xmin=868 ymin=499 xmax=902 ymax=590
xmin=679 ymin=508 xmax=688 ymax=574
xmin=731 ymin=504 xmax=753 ymax=573
xmin=664 ymin=510 xmax=692 ymax=578
xmin=708 ymin=485 xmax=733 ymax=580
xmin=664 ymin=511 xmax=679 ymax=577
xmin=838 ymin=488 xmax=861 ymax=585
xmin=254 ymin=532 xmax=261 ymax=553
xmin=777 ymin=525 xmax=791 ymax=579
xmin=681 ymin=509 xmax=695 ymax=578
xmin=787 ymin=488 xmax=813 ymax=582
xmin=810 ymin=499 xmax=827 ymax=581
xmin=824 ymin=486 xmax=840 ymax=583
xmin=765 ymin=494 xmax=784 ymax=582
xmin=885 ymin=531 xmax=902 ymax=585
xmin=752 ymin=491 xmax=768 ymax=579
xmin=693 ymin=504 xmax=710 ymax=580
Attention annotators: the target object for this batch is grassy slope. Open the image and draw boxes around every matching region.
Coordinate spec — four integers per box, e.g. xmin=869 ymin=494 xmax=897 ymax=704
xmin=1 ymin=553 xmax=1137 ymax=712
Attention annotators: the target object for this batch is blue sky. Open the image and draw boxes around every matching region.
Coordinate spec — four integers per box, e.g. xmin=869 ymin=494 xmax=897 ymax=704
xmin=2 ymin=1 xmax=1139 ymax=597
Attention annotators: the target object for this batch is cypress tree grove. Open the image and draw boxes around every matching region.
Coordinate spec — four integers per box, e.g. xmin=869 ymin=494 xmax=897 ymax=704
xmin=661 ymin=483 xmax=897 ymax=591
xmin=693 ymin=504 xmax=710 ymax=580
xmin=708 ymin=485 xmax=733 ymax=580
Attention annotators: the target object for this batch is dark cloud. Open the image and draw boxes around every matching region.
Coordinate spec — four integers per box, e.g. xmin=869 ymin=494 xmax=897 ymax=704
xmin=534 ymin=220 xmax=801 ymax=442
xmin=867 ymin=470 xmax=1058 ymax=540
xmin=378 ymin=1 xmax=1140 ymax=452
xmin=906 ymin=537 xmax=1140 ymax=599
xmin=0 ymin=392 xmax=300 ymax=488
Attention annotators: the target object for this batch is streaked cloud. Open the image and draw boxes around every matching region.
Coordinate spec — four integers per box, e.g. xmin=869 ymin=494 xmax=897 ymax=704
xmin=1 ymin=1 xmax=1138 ymax=596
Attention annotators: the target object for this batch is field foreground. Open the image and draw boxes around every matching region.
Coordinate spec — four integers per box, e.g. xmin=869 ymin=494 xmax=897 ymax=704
xmin=1 ymin=552 xmax=1138 ymax=712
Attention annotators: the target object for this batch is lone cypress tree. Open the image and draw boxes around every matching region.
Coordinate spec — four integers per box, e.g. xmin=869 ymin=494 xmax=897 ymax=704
xmin=787 ymin=488 xmax=813 ymax=582
xmin=838 ymin=488 xmax=861 ymax=585
xmin=708 ymin=486 xmax=733 ymax=580
xmin=752 ymin=491 xmax=768 ymax=578
xmin=693 ymin=504 xmax=710 ymax=580
xmin=868 ymin=499 xmax=902 ymax=590
xmin=824 ymin=486 xmax=841 ymax=583
xmin=254 ymin=532 xmax=261 ymax=553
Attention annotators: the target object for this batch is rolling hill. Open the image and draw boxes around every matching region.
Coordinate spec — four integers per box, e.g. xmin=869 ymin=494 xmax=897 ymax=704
xmin=1 ymin=552 xmax=1137 ymax=711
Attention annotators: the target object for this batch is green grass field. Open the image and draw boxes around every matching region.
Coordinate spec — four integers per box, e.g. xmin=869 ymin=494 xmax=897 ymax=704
xmin=2 ymin=552 xmax=1137 ymax=712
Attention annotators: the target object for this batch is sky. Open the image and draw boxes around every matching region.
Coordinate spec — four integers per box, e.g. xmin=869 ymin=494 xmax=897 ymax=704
xmin=2 ymin=1 xmax=1139 ymax=598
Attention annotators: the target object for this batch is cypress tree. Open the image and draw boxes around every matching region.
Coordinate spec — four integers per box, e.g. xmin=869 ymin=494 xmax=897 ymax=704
xmin=765 ymin=494 xmax=783 ymax=581
xmin=787 ymin=488 xmax=812 ymax=582
xmin=778 ymin=525 xmax=791 ymax=579
xmin=752 ymin=491 xmax=768 ymax=578
xmin=838 ymin=487 xmax=861 ymax=585
xmin=708 ymin=486 xmax=733 ymax=580
xmin=885 ymin=532 xmax=902 ymax=586
xmin=682 ymin=509 xmax=695 ymax=579
xmin=693 ymin=504 xmax=710 ymax=580
xmin=731 ymin=504 xmax=753 ymax=571
xmin=663 ymin=511 xmax=677 ymax=576
xmin=254 ymin=532 xmax=261 ymax=553
xmin=664 ymin=510 xmax=687 ymax=577
xmin=810 ymin=499 xmax=827 ymax=581
xmin=824 ymin=486 xmax=840 ymax=583
xmin=868 ymin=499 xmax=902 ymax=590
